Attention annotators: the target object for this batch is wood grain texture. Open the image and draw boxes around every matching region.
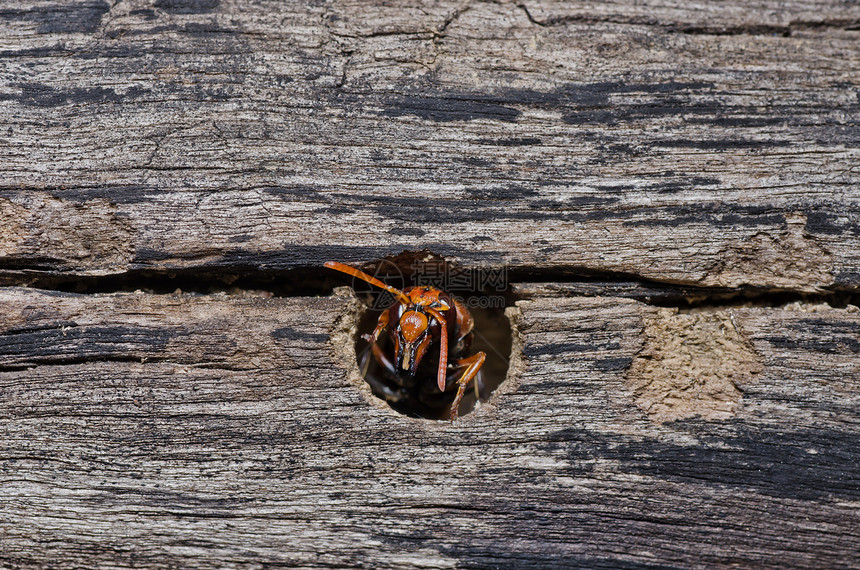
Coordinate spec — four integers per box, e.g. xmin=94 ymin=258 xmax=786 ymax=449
xmin=1 ymin=0 xmax=859 ymax=290
xmin=2 ymin=1 xmax=859 ymax=567
xmin=1 ymin=286 xmax=858 ymax=568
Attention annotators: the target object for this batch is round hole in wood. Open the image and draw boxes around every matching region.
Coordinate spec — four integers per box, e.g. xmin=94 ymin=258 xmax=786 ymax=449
xmin=347 ymin=253 xmax=514 ymax=420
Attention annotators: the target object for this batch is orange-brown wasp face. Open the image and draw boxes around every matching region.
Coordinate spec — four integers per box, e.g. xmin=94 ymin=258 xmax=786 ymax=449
xmin=392 ymin=309 xmax=433 ymax=376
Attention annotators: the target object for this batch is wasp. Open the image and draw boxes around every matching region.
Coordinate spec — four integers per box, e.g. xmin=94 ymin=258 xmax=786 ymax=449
xmin=325 ymin=261 xmax=486 ymax=420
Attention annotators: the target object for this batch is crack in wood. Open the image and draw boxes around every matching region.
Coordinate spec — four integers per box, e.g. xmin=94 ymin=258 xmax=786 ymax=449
xmin=2 ymin=266 xmax=858 ymax=311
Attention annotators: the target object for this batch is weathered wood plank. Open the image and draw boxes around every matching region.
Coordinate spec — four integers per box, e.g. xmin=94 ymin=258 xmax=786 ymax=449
xmin=3 ymin=2 xmax=858 ymax=567
xmin=1 ymin=0 xmax=859 ymax=290
xmin=1 ymin=286 xmax=857 ymax=568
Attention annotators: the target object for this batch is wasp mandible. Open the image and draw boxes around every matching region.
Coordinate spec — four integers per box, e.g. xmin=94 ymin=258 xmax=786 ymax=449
xmin=325 ymin=261 xmax=486 ymax=420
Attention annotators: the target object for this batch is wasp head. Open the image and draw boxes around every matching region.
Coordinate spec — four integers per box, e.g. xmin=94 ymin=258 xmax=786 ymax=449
xmin=392 ymin=309 xmax=433 ymax=376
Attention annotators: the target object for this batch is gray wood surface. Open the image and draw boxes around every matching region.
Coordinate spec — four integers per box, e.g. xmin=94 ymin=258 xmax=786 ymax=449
xmin=1 ymin=287 xmax=858 ymax=568
xmin=1 ymin=0 xmax=859 ymax=290
xmin=2 ymin=1 xmax=860 ymax=568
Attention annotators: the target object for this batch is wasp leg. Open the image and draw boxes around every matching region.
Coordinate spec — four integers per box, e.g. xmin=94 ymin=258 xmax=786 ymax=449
xmin=370 ymin=343 xmax=399 ymax=378
xmin=472 ymin=366 xmax=486 ymax=400
xmin=360 ymin=343 xmax=408 ymax=403
xmin=362 ymin=310 xmax=389 ymax=346
xmin=367 ymin=341 xmax=416 ymax=390
xmin=363 ymin=373 xmax=409 ymax=403
xmin=442 ymin=361 xmax=485 ymax=400
xmin=448 ymin=352 xmax=486 ymax=421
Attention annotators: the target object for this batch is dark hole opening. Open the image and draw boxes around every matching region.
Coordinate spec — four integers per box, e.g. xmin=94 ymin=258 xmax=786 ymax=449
xmin=345 ymin=252 xmax=514 ymax=420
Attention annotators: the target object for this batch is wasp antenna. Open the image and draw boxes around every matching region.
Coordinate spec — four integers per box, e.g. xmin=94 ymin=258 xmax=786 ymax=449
xmin=426 ymin=307 xmax=449 ymax=392
xmin=325 ymin=261 xmax=410 ymax=305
